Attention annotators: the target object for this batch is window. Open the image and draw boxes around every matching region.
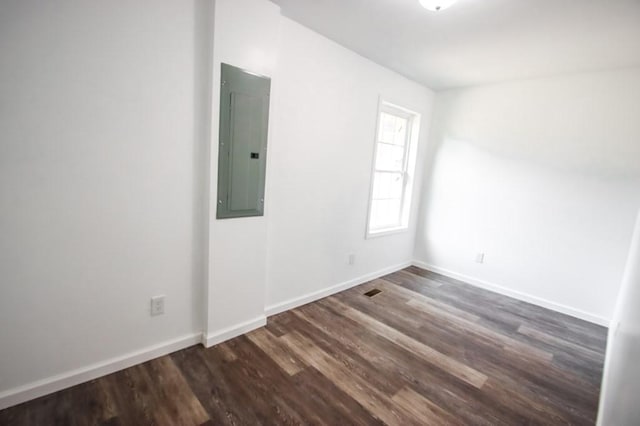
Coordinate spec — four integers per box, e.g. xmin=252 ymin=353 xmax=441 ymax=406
xmin=366 ymin=101 xmax=420 ymax=238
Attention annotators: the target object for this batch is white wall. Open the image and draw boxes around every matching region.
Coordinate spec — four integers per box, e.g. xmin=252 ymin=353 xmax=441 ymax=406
xmin=205 ymin=1 xmax=434 ymax=330
xmin=0 ymin=0 xmax=435 ymax=407
xmin=265 ymin=18 xmax=434 ymax=312
xmin=597 ymin=211 xmax=640 ymax=425
xmin=203 ymin=0 xmax=281 ymax=345
xmin=415 ymin=69 xmax=640 ymax=324
xmin=0 ymin=0 xmax=212 ymax=406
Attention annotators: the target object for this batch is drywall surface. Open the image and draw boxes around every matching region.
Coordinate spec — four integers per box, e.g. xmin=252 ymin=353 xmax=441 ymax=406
xmin=0 ymin=0 xmax=211 ymax=400
xmin=415 ymin=69 xmax=640 ymax=323
xmin=265 ymin=18 xmax=434 ymax=310
xmin=597 ymin=212 xmax=640 ymax=425
xmin=204 ymin=0 xmax=281 ymax=341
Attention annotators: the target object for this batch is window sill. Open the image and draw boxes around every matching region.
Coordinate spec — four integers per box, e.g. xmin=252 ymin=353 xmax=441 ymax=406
xmin=366 ymin=226 xmax=409 ymax=239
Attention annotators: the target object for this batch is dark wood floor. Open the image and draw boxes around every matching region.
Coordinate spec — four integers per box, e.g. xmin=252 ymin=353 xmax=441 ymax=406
xmin=0 ymin=266 xmax=607 ymax=425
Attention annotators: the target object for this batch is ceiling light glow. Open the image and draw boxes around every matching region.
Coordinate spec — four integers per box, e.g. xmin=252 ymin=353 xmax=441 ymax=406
xmin=419 ymin=0 xmax=457 ymax=12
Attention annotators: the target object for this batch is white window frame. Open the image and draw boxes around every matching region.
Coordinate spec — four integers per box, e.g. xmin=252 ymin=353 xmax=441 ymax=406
xmin=366 ymin=99 xmax=421 ymax=239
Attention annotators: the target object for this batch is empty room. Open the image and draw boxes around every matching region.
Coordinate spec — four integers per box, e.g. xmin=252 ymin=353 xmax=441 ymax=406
xmin=1 ymin=0 xmax=640 ymax=424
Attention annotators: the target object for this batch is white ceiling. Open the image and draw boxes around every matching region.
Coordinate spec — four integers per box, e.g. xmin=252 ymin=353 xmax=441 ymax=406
xmin=270 ymin=0 xmax=640 ymax=90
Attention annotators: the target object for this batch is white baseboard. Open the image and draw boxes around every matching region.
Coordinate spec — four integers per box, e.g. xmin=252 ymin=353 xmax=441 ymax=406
xmin=0 ymin=332 xmax=202 ymax=411
xmin=264 ymin=261 xmax=412 ymax=317
xmin=12 ymin=258 xmax=601 ymax=411
xmin=203 ymin=315 xmax=267 ymax=348
xmin=0 ymin=262 xmax=411 ymax=411
xmin=412 ymin=260 xmax=610 ymax=327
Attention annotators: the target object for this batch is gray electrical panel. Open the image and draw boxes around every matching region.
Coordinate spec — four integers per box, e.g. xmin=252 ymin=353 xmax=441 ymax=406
xmin=217 ymin=63 xmax=271 ymax=219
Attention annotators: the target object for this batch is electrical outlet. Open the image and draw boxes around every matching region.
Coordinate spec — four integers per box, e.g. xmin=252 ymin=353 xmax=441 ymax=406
xmin=150 ymin=295 xmax=165 ymax=316
xmin=475 ymin=252 xmax=485 ymax=264
xmin=348 ymin=253 xmax=356 ymax=265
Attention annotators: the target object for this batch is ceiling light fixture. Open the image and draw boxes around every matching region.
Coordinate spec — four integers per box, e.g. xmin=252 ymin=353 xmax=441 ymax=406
xmin=419 ymin=0 xmax=457 ymax=12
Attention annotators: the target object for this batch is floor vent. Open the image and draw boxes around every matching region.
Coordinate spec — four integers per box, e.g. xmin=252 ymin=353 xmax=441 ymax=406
xmin=364 ymin=289 xmax=382 ymax=298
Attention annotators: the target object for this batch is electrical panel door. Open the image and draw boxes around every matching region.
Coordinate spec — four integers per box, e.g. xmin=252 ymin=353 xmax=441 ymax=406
xmin=217 ymin=63 xmax=271 ymax=219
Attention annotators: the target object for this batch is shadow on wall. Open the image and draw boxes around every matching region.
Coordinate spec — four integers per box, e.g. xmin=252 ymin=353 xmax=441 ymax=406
xmin=192 ymin=0 xmax=215 ymax=334
xmin=416 ymin=137 xmax=639 ymax=320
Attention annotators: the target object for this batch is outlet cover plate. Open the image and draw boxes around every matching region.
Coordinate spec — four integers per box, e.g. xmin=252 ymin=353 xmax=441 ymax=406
xmin=151 ymin=295 xmax=165 ymax=316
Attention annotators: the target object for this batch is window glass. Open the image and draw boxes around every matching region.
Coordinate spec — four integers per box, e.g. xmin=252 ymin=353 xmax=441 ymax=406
xmin=367 ymin=103 xmax=419 ymax=236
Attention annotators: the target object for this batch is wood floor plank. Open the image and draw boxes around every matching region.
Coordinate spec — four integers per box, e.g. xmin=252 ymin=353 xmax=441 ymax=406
xmin=246 ymin=327 xmax=306 ymax=375
xmin=143 ymin=356 xmax=210 ymax=425
xmin=279 ymin=330 xmax=422 ymax=426
xmin=377 ymin=278 xmax=481 ymax=322
xmin=290 ymin=367 xmax=386 ymax=426
xmin=518 ymin=324 xmax=604 ymax=362
xmin=264 ymin=310 xmax=296 ymax=337
xmin=215 ymin=342 xmax=238 ymax=362
xmin=231 ymin=334 xmax=382 ymax=425
xmin=361 ymin=283 xmax=556 ymax=377
xmin=171 ymin=346 xmax=259 ymax=425
xmin=552 ymin=351 xmax=605 ymax=387
xmin=287 ymin=308 xmax=406 ymax=397
xmin=406 ymin=298 xmax=554 ymax=362
xmin=203 ymin=338 xmax=317 ymax=425
xmin=97 ymin=356 xmax=210 ymax=426
xmin=326 ymin=285 xmax=587 ymax=424
xmin=327 ymin=297 xmax=489 ymax=389
xmin=394 ymin=296 xmax=599 ymax=423
xmin=1 ymin=265 xmax=606 ymax=425
xmin=405 ymin=267 xmax=608 ymax=351
xmin=383 ymin=269 xmax=443 ymax=289
xmin=391 ymin=386 xmax=460 ymax=426
xmin=365 ymin=278 xmax=554 ymax=364
xmin=219 ymin=336 xmax=315 ymax=424
xmin=332 ymin=279 xmax=602 ymax=424
xmin=465 ymin=344 xmax=598 ymax=424
xmin=99 ymin=367 xmax=157 ymax=425
xmin=241 ymin=333 xmax=388 ymax=426
xmin=300 ymin=300 xmax=530 ymax=425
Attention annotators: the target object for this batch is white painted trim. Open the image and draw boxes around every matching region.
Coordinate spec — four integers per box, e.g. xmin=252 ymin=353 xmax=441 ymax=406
xmin=265 ymin=261 xmax=412 ymax=317
xmin=412 ymin=260 xmax=610 ymax=327
xmin=366 ymin=226 xmax=410 ymax=239
xmin=0 ymin=333 xmax=202 ymax=411
xmin=203 ymin=315 xmax=266 ymax=348
xmin=364 ymin=97 xmax=421 ymax=240
xmin=0 ymin=261 xmax=410 ymax=410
